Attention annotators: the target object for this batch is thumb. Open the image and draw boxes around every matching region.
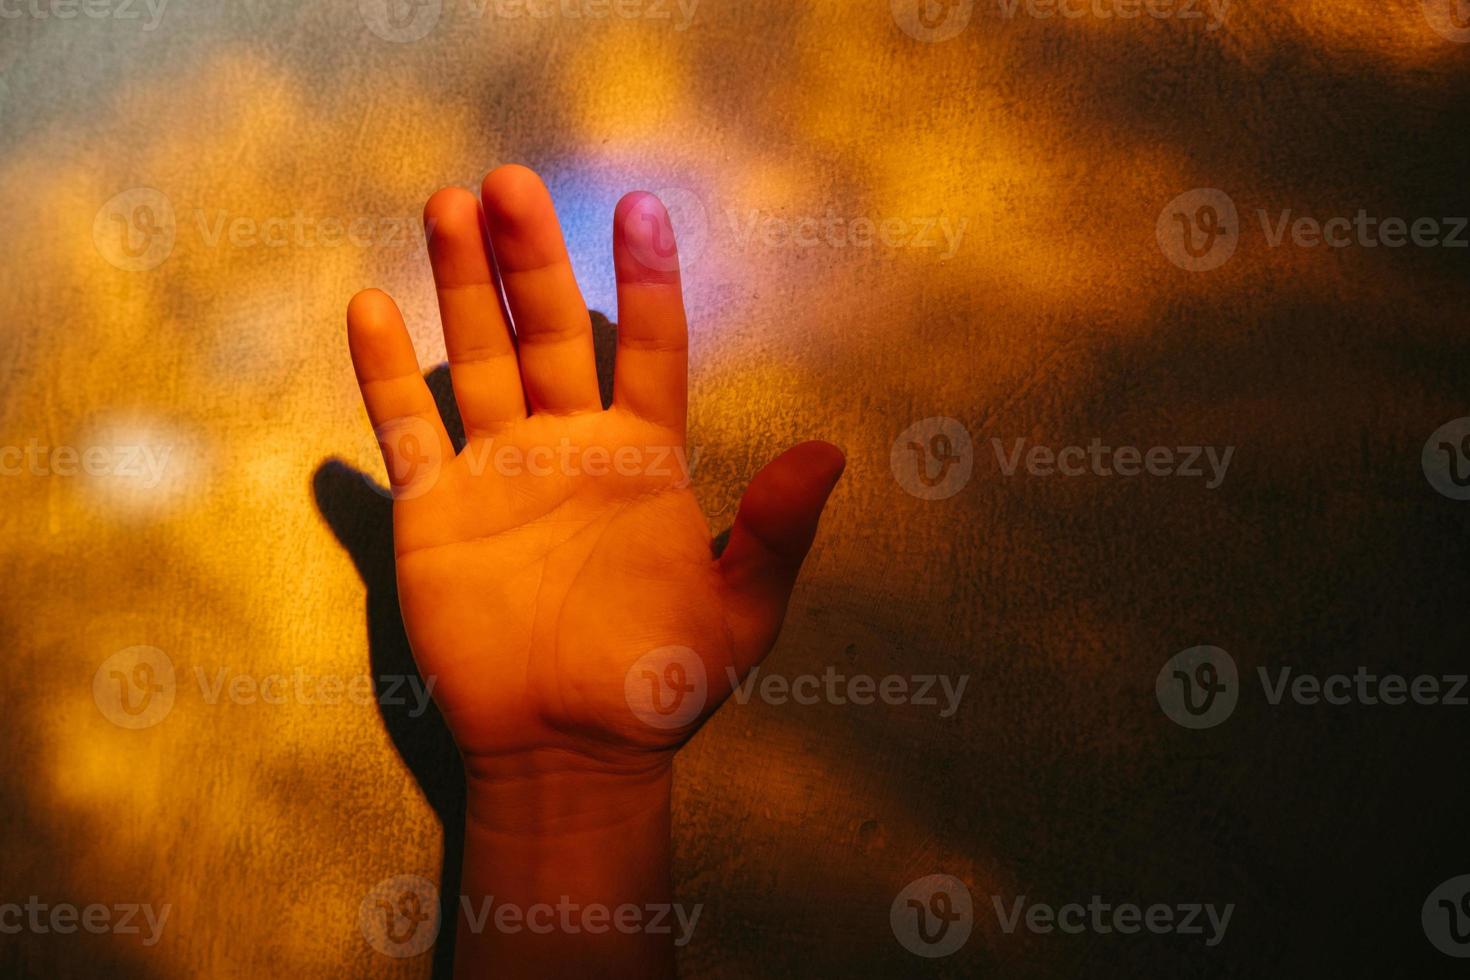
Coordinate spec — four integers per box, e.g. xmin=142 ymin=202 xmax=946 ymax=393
xmin=717 ymin=441 xmax=845 ymax=673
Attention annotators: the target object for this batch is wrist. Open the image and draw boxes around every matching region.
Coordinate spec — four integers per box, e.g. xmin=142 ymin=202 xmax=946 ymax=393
xmin=455 ymin=751 xmax=679 ymax=979
xmin=462 ymin=748 xmax=673 ymax=839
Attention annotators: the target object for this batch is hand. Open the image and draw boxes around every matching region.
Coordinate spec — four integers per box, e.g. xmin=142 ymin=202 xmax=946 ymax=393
xmin=346 ymin=165 xmax=843 ymax=977
xmin=348 ymin=164 xmax=843 ymax=785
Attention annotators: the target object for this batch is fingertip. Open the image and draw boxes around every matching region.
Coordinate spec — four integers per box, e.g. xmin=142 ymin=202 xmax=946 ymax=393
xmin=347 ymin=288 xmax=412 ymax=381
xmin=614 ymin=190 xmax=681 ymax=284
xmin=423 ymin=185 xmax=481 ymax=239
xmin=480 ymin=163 xmax=550 ymax=227
xmin=733 ymin=441 xmax=846 ymax=562
xmin=781 ymin=440 xmax=847 ymax=490
xmin=615 ymin=190 xmax=667 ymax=227
xmin=794 ymin=439 xmax=846 ymax=472
xmin=347 ymin=288 xmax=398 ymax=334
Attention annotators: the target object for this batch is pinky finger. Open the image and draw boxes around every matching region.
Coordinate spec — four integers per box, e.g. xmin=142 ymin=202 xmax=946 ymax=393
xmin=346 ymin=289 xmax=453 ymax=499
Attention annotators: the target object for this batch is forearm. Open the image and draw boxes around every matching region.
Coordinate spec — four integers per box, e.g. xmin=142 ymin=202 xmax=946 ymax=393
xmin=453 ymin=757 xmax=678 ymax=979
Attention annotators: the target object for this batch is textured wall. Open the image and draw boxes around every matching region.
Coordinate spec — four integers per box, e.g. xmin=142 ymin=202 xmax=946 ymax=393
xmin=1 ymin=0 xmax=1468 ymax=976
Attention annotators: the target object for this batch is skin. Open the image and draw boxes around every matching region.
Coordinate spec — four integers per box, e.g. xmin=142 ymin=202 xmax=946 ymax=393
xmin=346 ymin=164 xmax=844 ymax=978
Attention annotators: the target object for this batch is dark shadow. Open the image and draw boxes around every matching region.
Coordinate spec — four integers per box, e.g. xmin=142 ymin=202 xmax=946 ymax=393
xmin=311 ymin=311 xmax=620 ymax=979
xmin=313 ymin=443 xmax=465 ymax=979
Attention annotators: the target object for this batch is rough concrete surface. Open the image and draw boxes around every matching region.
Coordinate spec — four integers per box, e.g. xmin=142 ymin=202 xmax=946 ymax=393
xmin=1 ymin=1 xmax=1468 ymax=976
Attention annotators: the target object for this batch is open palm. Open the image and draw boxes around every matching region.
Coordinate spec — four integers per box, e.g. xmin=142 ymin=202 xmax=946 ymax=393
xmin=347 ymin=166 xmax=843 ymax=786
